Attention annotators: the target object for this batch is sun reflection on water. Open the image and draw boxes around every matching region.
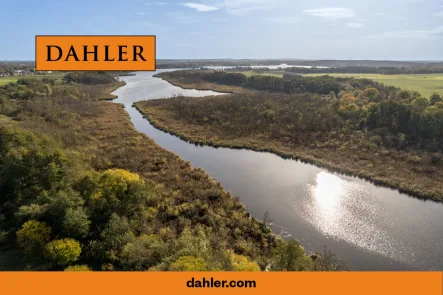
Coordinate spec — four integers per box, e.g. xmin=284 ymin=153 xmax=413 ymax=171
xmin=313 ymin=171 xmax=344 ymax=214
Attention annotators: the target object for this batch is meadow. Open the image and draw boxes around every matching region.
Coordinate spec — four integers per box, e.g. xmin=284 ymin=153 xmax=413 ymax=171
xmin=305 ymin=73 xmax=443 ymax=98
xmin=0 ymin=73 xmax=65 ymax=85
xmin=236 ymin=71 xmax=285 ymax=77
xmin=232 ymin=71 xmax=443 ymax=98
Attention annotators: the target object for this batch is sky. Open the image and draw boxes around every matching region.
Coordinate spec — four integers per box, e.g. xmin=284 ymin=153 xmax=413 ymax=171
xmin=1 ymin=0 xmax=443 ymax=60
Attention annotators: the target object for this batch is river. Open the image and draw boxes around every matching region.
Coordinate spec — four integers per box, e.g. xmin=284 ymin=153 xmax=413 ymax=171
xmin=113 ymin=70 xmax=443 ymax=271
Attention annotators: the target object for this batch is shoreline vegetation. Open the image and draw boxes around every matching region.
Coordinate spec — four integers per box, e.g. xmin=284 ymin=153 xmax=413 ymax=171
xmin=154 ymin=75 xmax=245 ymax=94
xmin=137 ymin=70 xmax=443 ymax=202
xmin=0 ymin=71 xmax=343 ymax=271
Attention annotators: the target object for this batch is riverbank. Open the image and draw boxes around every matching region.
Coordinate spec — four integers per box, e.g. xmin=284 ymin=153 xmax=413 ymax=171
xmin=154 ymin=73 xmax=250 ymax=94
xmin=135 ymin=97 xmax=443 ymax=203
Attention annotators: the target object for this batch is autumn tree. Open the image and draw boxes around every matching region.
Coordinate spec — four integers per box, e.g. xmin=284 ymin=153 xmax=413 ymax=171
xmin=16 ymin=220 xmax=51 ymax=254
xmin=44 ymin=238 xmax=81 ymax=266
xmin=229 ymin=252 xmax=261 ymax=271
xmin=430 ymin=93 xmax=442 ymax=106
xmin=169 ymin=256 xmax=208 ymax=271
xmin=64 ymin=265 xmax=92 ymax=271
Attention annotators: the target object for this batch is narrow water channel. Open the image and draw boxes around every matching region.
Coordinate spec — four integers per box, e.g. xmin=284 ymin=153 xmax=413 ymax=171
xmin=113 ymin=71 xmax=443 ymax=271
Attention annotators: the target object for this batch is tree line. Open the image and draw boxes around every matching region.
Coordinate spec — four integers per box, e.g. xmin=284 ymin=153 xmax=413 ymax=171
xmin=158 ymin=70 xmax=398 ymax=95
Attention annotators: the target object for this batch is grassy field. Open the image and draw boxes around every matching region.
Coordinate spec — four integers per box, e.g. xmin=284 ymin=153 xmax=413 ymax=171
xmin=235 ymin=70 xmax=285 ymax=77
xmin=305 ymin=73 xmax=443 ymax=98
xmin=231 ymin=71 xmax=443 ymax=97
xmin=0 ymin=73 xmax=66 ymax=86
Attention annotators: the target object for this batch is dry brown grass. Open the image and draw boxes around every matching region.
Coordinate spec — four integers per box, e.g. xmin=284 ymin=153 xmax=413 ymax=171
xmin=155 ymin=73 xmax=253 ymax=94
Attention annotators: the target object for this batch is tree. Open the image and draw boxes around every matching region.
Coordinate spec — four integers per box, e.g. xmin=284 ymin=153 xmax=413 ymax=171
xmin=363 ymin=87 xmax=379 ymax=98
xmin=62 ymin=207 xmax=91 ymax=239
xmin=430 ymin=93 xmax=442 ymax=106
xmin=397 ymin=90 xmax=411 ymax=100
xmin=169 ymin=256 xmax=208 ymax=271
xmin=411 ymin=97 xmax=430 ymax=112
xmin=16 ymin=220 xmax=51 ymax=254
xmin=44 ymin=238 xmax=81 ymax=266
xmin=120 ymin=234 xmax=167 ymax=270
xmin=64 ymin=265 xmax=92 ymax=271
xmin=271 ymin=240 xmax=313 ymax=271
xmin=229 ymin=252 xmax=261 ymax=271
xmin=0 ymin=126 xmax=68 ymax=211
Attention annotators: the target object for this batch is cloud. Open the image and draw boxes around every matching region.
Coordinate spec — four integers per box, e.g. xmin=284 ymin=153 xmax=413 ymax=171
xmin=435 ymin=11 xmax=443 ymax=17
xmin=268 ymin=17 xmax=302 ymax=24
xmin=347 ymin=23 xmax=363 ymax=28
xmin=366 ymin=26 xmax=443 ymax=39
xmin=182 ymin=3 xmax=220 ymax=11
xmin=137 ymin=12 xmax=146 ymax=15
xmin=303 ymin=8 xmax=354 ymax=18
xmin=218 ymin=0 xmax=276 ymax=15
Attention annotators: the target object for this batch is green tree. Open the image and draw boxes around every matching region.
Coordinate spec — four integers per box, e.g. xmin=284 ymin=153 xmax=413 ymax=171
xmin=271 ymin=240 xmax=313 ymax=271
xmin=430 ymin=93 xmax=442 ymax=106
xmin=411 ymin=97 xmax=430 ymax=112
xmin=62 ymin=207 xmax=91 ymax=239
xmin=16 ymin=220 xmax=51 ymax=254
xmin=44 ymin=238 xmax=81 ymax=266
xmin=120 ymin=234 xmax=167 ymax=270
xmin=363 ymin=87 xmax=379 ymax=98
xmin=0 ymin=126 xmax=68 ymax=211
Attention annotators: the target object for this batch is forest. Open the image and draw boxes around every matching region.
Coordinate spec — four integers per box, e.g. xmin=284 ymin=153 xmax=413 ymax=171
xmin=0 ymin=72 xmax=343 ymax=271
xmin=139 ymin=70 xmax=443 ymax=201
xmin=156 ymin=70 xmax=400 ymax=95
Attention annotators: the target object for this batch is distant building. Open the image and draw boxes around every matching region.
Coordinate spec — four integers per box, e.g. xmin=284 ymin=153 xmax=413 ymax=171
xmin=13 ymin=70 xmax=26 ymax=76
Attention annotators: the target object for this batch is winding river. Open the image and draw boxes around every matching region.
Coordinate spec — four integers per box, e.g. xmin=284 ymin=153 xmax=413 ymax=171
xmin=113 ymin=70 xmax=443 ymax=271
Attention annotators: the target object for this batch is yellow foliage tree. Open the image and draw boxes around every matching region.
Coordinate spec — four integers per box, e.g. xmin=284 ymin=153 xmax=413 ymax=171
xmin=229 ymin=252 xmax=261 ymax=271
xmin=339 ymin=93 xmax=357 ymax=106
xmin=64 ymin=265 xmax=92 ymax=271
xmin=169 ymin=256 xmax=208 ymax=271
xmin=16 ymin=220 xmax=51 ymax=254
xmin=44 ymin=238 xmax=81 ymax=266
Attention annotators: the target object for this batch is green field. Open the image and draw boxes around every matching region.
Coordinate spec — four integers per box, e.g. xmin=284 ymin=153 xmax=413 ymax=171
xmin=234 ymin=71 xmax=443 ymax=97
xmin=305 ymin=73 xmax=443 ymax=98
xmin=236 ymin=70 xmax=285 ymax=77
xmin=0 ymin=73 xmax=66 ymax=86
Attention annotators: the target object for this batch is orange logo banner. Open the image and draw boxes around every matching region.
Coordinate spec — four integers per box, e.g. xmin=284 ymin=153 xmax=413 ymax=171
xmin=2 ymin=272 xmax=442 ymax=295
xmin=35 ymin=35 xmax=156 ymax=71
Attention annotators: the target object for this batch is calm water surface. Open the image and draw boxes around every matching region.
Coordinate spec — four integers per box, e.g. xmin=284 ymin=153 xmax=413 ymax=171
xmin=205 ymin=63 xmax=328 ymax=70
xmin=113 ymin=71 xmax=443 ymax=271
